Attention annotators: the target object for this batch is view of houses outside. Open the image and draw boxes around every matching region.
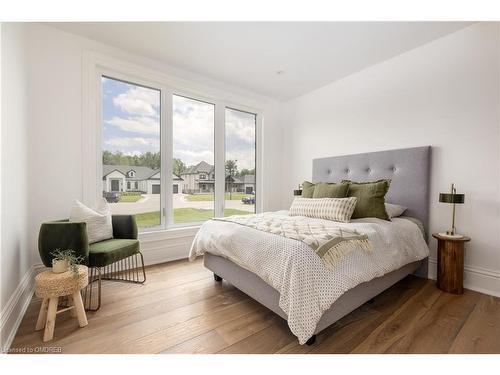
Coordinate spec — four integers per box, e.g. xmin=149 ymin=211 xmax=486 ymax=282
xmin=101 ymin=77 xmax=255 ymax=230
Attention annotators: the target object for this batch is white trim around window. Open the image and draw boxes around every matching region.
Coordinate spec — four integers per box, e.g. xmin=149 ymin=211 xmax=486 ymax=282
xmin=82 ymin=51 xmax=263 ymax=239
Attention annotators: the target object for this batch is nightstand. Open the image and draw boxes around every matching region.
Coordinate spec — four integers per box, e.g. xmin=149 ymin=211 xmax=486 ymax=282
xmin=432 ymin=233 xmax=471 ymax=294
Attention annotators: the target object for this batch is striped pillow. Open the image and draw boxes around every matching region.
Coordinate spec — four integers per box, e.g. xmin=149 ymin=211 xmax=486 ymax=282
xmin=289 ymin=197 xmax=358 ymax=223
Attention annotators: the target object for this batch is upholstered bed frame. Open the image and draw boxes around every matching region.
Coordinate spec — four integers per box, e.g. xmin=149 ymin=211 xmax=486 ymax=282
xmin=204 ymin=146 xmax=431 ymax=345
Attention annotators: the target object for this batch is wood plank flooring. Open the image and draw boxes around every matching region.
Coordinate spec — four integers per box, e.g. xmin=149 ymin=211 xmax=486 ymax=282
xmin=10 ymin=258 xmax=500 ymax=354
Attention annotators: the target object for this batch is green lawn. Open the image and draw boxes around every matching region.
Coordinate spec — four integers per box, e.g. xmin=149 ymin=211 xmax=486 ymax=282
xmin=134 ymin=211 xmax=160 ymax=227
xmin=135 ymin=208 xmax=252 ymax=227
xmin=185 ymin=193 xmax=251 ymax=202
xmin=119 ymin=194 xmax=143 ymax=203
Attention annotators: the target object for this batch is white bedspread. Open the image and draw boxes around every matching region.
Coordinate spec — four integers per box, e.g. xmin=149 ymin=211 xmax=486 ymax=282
xmin=189 ymin=211 xmax=429 ymax=344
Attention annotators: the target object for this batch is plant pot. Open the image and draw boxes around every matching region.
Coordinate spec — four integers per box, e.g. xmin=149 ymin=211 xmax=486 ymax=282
xmin=52 ymin=259 xmax=69 ymax=274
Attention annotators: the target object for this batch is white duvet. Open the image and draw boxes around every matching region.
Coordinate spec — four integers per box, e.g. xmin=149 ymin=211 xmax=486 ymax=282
xmin=189 ymin=211 xmax=429 ymax=344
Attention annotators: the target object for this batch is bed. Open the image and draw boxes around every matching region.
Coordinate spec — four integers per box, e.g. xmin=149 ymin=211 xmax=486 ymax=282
xmin=190 ymin=146 xmax=431 ymax=345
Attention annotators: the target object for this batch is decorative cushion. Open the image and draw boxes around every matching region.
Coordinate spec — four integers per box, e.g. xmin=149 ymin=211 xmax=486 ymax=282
xmin=312 ymin=182 xmax=349 ymax=198
xmin=70 ymin=198 xmax=113 ymax=244
xmin=88 ymin=239 xmax=140 ymax=267
xmin=289 ymin=197 xmax=358 ymax=223
xmin=385 ymin=203 xmax=407 ymax=219
xmin=301 ymin=181 xmax=315 ymax=198
xmin=342 ymin=179 xmax=391 ymax=220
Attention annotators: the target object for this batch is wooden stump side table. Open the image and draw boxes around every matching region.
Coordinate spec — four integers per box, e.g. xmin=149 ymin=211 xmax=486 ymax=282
xmin=432 ymin=233 xmax=471 ymax=295
xmin=34 ymin=265 xmax=89 ymax=342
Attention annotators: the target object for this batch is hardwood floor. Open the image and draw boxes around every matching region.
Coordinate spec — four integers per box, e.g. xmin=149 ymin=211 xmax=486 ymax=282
xmin=10 ymin=258 xmax=500 ymax=354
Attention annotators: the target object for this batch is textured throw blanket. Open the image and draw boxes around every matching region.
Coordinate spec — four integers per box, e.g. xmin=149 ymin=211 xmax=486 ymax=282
xmin=214 ymin=213 xmax=372 ymax=269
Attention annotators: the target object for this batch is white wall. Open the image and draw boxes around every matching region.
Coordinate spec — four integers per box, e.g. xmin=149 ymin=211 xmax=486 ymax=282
xmin=0 ymin=23 xmax=32 ymax=345
xmin=281 ymin=23 xmax=500 ymax=296
xmin=2 ymin=21 xmax=499 ymax=346
xmin=1 ymin=23 xmax=30 ymax=312
xmin=22 ymin=23 xmax=284 ymax=266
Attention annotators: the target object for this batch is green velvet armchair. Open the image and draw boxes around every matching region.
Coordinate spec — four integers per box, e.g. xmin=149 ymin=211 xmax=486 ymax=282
xmin=38 ymin=215 xmax=146 ymax=311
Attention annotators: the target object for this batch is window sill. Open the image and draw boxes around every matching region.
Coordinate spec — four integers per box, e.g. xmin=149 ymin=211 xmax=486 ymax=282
xmin=138 ymin=225 xmax=201 ymax=243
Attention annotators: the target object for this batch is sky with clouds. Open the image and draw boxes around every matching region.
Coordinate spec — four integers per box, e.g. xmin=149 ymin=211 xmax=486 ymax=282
xmin=102 ymin=77 xmax=256 ymax=170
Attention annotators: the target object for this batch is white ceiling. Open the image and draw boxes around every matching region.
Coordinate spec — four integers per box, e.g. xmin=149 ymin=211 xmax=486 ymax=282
xmin=50 ymin=22 xmax=472 ymax=100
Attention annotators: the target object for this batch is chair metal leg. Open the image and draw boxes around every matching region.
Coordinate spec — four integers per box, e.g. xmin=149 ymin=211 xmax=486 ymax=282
xmin=101 ymin=252 xmax=146 ymax=284
xmin=139 ymin=253 xmax=147 ymax=283
xmin=84 ymin=266 xmax=102 ymax=312
xmin=96 ymin=267 xmax=102 ymax=310
xmin=84 ymin=252 xmax=146 ymax=311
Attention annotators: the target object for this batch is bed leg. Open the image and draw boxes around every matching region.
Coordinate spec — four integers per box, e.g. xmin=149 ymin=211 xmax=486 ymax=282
xmin=214 ymin=274 xmax=223 ymax=282
xmin=305 ymin=335 xmax=316 ymax=346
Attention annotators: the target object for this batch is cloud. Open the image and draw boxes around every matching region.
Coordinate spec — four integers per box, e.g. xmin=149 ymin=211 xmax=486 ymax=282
xmin=172 ymin=95 xmax=215 ymax=166
xmin=225 ymin=109 xmax=256 ymax=170
xmin=103 ymin=90 xmax=256 ymax=170
xmin=106 ymin=116 xmax=159 ymax=135
xmin=226 ymin=148 xmax=256 ymax=170
xmin=113 ymin=86 xmax=160 ymax=116
xmin=173 ymin=149 xmax=214 ymax=167
xmin=170 ymin=96 xmax=256 ymax=169
xmin=104 ymin=136 xmax=159 ymax=150
xmin=225 ymin=109 xmax=256 ymax=146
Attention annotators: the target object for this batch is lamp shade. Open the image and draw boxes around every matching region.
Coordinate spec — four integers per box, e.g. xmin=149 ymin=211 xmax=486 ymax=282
xmin=439 ymin=193 xmax=465 ymax=204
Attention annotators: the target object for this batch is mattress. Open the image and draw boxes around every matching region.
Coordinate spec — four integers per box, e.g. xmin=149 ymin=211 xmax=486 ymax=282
xmin=189 ymin=211 xmax=429 ymax=344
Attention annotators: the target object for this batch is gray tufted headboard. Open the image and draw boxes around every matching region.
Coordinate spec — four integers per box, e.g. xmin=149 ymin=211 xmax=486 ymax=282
xmin=312 ymin=146 xmax=431 ymax=233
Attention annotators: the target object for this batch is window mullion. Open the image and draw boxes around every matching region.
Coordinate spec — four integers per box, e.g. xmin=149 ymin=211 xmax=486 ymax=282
xmin=163 ymin=88 xmax=174 ymax=228
xmin=255 ymin=113 xmax=262 ymax=214
xmin=214 ymin=102 xmax=225 ymax=217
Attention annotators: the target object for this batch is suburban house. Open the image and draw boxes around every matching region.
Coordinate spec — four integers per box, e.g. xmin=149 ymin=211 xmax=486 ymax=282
xmin=180 ymin=161 xmax=255 ymax=194
xmin=233 ymin=174 xmax=255 ymax=194
xmin=180 ymin=161 xmax=215 ymax=193
xmin=225 ymin=174 xmax=255 ymax=194
xmin=102 ymin=165 xmax=183 ymax=194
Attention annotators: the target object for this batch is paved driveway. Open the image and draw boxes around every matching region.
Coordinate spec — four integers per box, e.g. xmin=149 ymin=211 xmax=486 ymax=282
xmin=109 ymin=193 xmax=254 ymax=215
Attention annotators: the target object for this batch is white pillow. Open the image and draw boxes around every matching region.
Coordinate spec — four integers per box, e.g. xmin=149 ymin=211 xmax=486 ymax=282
xmin=289 ymin=197 xmax=358 ymax=223
xmin=70 ymin=198 xmax=113 ymax=244
xmin=385 ymin=203 xmax=407 ymax=219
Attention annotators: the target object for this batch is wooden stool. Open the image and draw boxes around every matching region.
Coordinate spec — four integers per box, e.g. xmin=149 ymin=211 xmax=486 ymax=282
xmin=35 ymin=265 xmax=89 ymax=342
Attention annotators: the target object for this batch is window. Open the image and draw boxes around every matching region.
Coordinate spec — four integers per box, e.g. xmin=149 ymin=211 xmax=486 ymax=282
xmin=224 ymin=108 xmax=256 ymax=216
xmin=101 ymin=76 xmax=161 ymax=230
xmin=96 ymin=67 xmax=260 ymax=233
xmin=172 ymin=95 xmax=215 ymax=224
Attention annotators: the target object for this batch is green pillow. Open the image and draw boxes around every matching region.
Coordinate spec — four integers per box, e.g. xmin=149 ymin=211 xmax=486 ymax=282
xmin=301 ymin=181 xmax=315 ymax=198
xmin=312 ymin=182 xmax=349 ymax=198
xmin=342 ymin=179 xmax=391 ymax=220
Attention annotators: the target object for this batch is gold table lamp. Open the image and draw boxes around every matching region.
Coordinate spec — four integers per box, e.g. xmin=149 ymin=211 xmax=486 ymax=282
xmin=439 ymin=183 xmax=465 ymax=238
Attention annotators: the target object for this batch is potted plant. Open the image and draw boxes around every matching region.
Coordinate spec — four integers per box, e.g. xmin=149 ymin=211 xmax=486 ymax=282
xmin=50 ymin=249 xmax=84 ymax=276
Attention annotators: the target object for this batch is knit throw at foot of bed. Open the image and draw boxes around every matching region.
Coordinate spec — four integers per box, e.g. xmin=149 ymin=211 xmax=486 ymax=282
xmin=213 ymin=213 xmax=372 ymax=269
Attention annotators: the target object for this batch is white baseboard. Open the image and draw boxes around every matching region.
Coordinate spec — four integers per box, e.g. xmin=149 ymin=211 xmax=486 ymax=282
xmin=428 ymin=257 xmax=500 ymax=297
xmin=0 ymin=263 xmax=44 ymax=351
